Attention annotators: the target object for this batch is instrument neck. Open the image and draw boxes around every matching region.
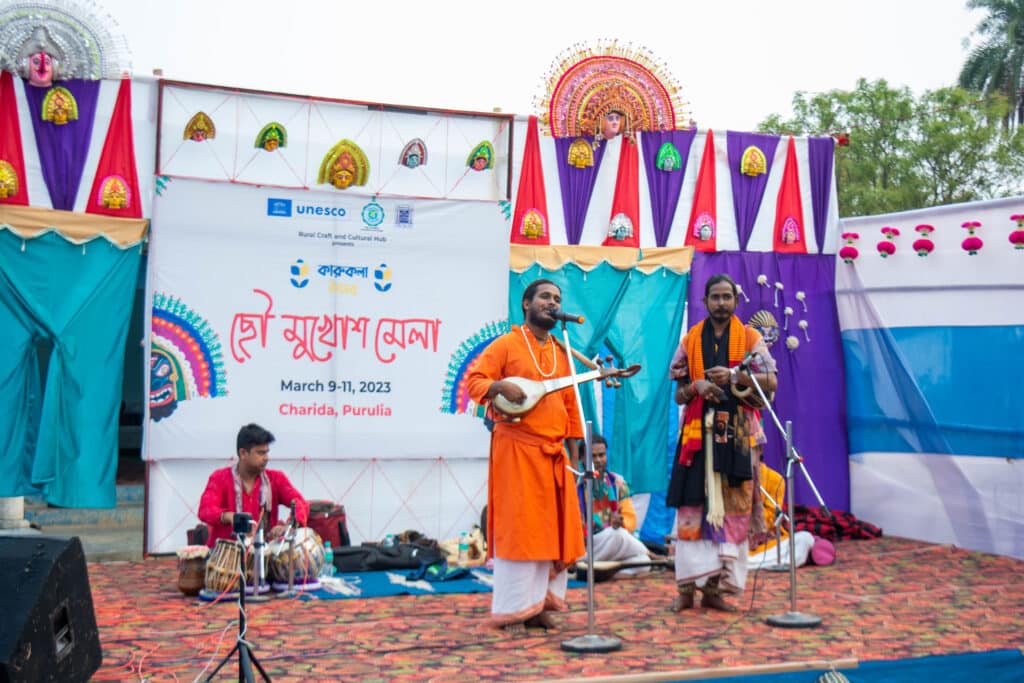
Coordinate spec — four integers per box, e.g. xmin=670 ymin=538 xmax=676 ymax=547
xmin=542 ymin=368 xmax=603 ymax=392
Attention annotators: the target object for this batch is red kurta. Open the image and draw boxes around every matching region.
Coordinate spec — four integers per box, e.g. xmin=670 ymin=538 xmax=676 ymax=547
xmin=197 ymin=467 xmax=309 ymax=547
xmin=465 ymin=326 xmax=585 ymax=565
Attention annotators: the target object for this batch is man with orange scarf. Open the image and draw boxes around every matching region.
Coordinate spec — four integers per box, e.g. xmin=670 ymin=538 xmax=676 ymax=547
xmin=666 ymin=274 xmax=776 ymax=612
xmin=466 ymin=279 xmax=586 ymax=634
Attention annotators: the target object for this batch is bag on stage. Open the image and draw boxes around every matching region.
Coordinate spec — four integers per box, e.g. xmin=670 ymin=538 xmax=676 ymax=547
xmin=368 ymin=542 xmax=443 ymax=570
xmin=332 ymin=545 xmax=376 ymax=572
xmin=307 ymin=500 xmax=351 ymax=548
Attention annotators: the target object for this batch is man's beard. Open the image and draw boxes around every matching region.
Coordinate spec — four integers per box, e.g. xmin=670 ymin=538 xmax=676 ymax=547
xmin=528 ymin=309 xmax=557 ymax=330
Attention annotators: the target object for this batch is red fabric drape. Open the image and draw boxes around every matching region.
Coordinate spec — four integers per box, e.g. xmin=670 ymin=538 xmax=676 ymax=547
xmin=0 ymin=70 xmax=30 ymax=206
xmin=601 ymin=138 xmax=640 ymax=247
xmin=772 ymin=136 xmax=807 ymax=254
xmin=510 ymin=115 xmax=550 ymax=245
xmin=684 ymin=130 xmax=717 ymax=252
xmin=86 ymin=79 xmax=142 ymax=218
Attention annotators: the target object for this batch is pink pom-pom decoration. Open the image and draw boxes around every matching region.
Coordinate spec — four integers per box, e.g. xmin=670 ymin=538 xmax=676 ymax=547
xmin=1011 ymin=231 xmax=1024 ymax=250
xmin=912 ymin=238 xmax=934 ymax=256
xmin=880 ymin=226 xmax=900 ymax=238
xmin=839 ymin=245 xmax=859 ymax=264
xmin=961 ymin=236 xmax=983 ymax=255
xmin=841 ymin=232 xmax=860 ymax=244
xmin=877 ymin=240 xmax=896 ymax=258
xmin=961 ymin=221 xmax=981 ymax=233
xmin=915 ymin=224 xmax=934 ymax=235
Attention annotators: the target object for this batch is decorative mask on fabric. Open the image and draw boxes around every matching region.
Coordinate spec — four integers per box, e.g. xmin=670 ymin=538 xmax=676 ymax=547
xmin=99 ymin=175 xmax=129 ymax=209
xmin=184 ymin=112 xmax=215 ymax=142
xmin=608 ymin=213 xmax=633 ymax=241
xmin=149 ymin=350 xmax=180 ymax=421
xmin=781 ymin=217 xmax=801 ymax=244
xmin=692 ymin=211 xmax=715 ymax=241
xmin=656 ymin=142 xmax=681 ymax=171
xmin=399 ymin=138 xmax=427 ymax=168
xmin=747 ymin=309 xmax=780 ymax=348
xmin=740 ymin=145 xmax=767 ymax=176
xmin=41 ymin=86 xmax=77 ymax=125
xmin=467 ymin=141 xmax=494 ymax=171
xmin=255 ymin=122 xmax=286 ymax=151
xmin=567 ymin=138 xmax=594 ymax=168
xmin=520 ymin=209 xmax=546 ymax=240
xmin=0 ymin=160 xmax=19 ymax=199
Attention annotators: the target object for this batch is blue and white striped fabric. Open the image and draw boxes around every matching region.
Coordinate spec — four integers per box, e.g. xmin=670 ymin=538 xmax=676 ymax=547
xmin=837 ymin=196 xmax=1024 ymax=559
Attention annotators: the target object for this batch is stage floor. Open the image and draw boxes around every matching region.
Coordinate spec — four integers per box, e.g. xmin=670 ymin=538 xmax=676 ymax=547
xmin=89 ymin=536 xmax=1024 ymax=681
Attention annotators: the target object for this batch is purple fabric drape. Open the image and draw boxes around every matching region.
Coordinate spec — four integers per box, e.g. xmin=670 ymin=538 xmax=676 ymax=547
xmin=23 ymin=79 xmax=100 ymax=210
xmin=808 ymin=136 xmax=835 ymax=254
xmin=727 ymin=131 xmax=780 ymax=251
xmin=686 ymin=252 xmax=850 ymax=511
xmin=554 ymin=136 xmax=607 ymax=245
xmin=640 ymin=130 xmax=696 ymax=246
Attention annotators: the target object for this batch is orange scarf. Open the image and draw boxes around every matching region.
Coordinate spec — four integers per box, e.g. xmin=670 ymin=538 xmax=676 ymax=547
xmin=678 ymin=316 xmax=747 ymax=465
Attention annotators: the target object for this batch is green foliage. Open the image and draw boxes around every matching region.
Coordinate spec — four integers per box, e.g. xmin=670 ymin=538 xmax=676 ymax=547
xmin=959 ymin=0 xmax=1024 ymax=126
xmin=757 ymin=79 xmax=1024 ymax=216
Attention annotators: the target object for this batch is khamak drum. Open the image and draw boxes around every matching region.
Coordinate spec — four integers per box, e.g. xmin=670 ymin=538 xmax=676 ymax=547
xmin=204 ymin=538 xmax=266 ymax=593
xmin=268 ymin=527 xmax=325 ymax=585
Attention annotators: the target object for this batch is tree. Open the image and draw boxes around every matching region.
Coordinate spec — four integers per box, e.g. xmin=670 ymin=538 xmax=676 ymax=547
xmin=758 ymin=79 xmax=1024 ymax=216
xmin=959 ymin=0 xmax=1024 ymax=126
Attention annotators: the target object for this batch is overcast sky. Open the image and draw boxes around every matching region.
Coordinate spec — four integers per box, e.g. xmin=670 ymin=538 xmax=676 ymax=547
xmin=103 ymin=0 xmax=977 ymax=131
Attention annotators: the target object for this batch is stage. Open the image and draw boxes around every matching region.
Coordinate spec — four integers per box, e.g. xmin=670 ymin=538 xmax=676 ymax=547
xmin=86 ymin=535 xmax=1024 ymax=681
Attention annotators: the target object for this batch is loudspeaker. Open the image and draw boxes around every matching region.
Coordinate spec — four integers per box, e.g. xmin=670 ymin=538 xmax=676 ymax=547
xmin=0 ymin=536 xmax=102 ymax=683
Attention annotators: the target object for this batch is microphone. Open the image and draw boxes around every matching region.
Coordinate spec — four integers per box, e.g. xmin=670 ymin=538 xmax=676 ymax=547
xmin=730 ymin=351 xmax=758 ymax=377
xmin=547 ymin=309 xmax=585 ymax=324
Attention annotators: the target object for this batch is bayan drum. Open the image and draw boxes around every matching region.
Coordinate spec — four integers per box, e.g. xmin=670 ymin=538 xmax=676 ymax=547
xmin=268 ymin=527 xmax=326 ymax=588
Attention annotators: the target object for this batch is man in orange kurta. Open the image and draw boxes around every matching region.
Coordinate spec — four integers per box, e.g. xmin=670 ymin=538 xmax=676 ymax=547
xmin=466 ymin=279 xmax=585 ymax=633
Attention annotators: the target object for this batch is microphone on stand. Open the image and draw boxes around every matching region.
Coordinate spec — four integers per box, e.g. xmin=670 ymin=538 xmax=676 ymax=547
xmin=730 ymin=351 xmax=759 ymax=377
xmin=547 ymin=309 xmax=585 ymax=324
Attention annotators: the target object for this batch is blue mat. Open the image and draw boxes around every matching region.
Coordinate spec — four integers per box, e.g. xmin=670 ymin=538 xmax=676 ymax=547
xmin=300 ymin=568 xmax=585 ymax=600
xmin=677 ymin=649 xmax=1024 ymax=683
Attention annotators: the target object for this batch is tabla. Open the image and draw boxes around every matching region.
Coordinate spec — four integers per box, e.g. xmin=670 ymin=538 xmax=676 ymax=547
xmin=268 ymin=527 xmax=325 ymax=585
xmin=204 ymin=538 xmax=266 ymax=593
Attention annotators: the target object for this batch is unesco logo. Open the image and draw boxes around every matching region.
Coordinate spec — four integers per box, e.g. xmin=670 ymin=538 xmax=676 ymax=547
xmin=267 ymin=198 xmax=292 ymax=217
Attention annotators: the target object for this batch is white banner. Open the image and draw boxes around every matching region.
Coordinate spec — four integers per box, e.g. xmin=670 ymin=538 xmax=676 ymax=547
xmin=145 ymin=178 xmax=509 ymax=462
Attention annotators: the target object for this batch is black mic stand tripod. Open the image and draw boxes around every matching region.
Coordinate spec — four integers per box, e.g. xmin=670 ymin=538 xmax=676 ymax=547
xmin=205 ymin=513 xmax=272 ymax=682
xmin=738 ymin=357 xmax=822 ymax=629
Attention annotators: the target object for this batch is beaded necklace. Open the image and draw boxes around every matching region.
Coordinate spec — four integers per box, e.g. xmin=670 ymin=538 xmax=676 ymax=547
xmin=519 ymin=324 xmax=557 ymax=378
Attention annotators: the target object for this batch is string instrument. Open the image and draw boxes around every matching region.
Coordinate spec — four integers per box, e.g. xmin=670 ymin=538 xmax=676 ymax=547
xmin=492 ymin=358 xmax=641 ymax=417
xmin=730 ymin=383 xmax=774 ymax=410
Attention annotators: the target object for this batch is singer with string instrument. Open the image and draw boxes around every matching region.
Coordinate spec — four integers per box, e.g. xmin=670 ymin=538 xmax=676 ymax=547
xmin=465 ymin=279 xmax=639 ymax=635
xmin=197 ymin=423 xmax=310 ymax=549
xmin=665 ymin=274 xmax=776 ymax=613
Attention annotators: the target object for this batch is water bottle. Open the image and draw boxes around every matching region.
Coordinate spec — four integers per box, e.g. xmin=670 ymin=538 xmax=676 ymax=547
xmin=457 ymin=532 xmax=469 ymax=566
xmin=321 ymin=541 xmax=335 ymax=578
xmin=383 ymin=534 xmax=394 ymax=547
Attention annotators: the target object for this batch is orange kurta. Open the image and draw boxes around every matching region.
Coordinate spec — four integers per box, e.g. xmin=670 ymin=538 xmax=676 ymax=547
xmin=465 ymin=326 xmax=585 ymax=565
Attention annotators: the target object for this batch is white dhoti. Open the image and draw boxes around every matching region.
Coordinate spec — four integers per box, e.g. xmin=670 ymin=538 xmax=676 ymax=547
xmin=748 ymin=530 xmax=815 ymax=570
xmin=490 ymin=558 xmax=569 ymax=627
xmin=589 ymin=527 xmax=651 ymax=577
xmin=674 ymin=539 xmax=749 ymax=594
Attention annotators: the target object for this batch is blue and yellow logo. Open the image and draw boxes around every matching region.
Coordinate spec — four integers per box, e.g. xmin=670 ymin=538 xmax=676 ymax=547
xmin=290 ymin=259 xmax=309 ymax=288
xmin=373 ymin=263 xmax=392 ymax=292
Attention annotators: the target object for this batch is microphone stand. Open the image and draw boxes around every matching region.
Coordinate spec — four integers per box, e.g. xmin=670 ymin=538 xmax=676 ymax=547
xmin=738 ymin=363 xmax=821 ymax=629
xmin=558 ymin=320 xmax=621 ymax=654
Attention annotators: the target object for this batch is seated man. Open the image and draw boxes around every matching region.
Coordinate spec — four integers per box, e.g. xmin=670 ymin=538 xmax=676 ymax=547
xmin=577 ymin=434 xmax=655 ymax=577
xmin=198 ymin=423 xmax=310 ymax=546
xmin=748 ymin=462 xmax=815 ymax=569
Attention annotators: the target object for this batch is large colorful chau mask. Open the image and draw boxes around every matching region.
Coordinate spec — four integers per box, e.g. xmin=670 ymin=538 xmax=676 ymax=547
xmin=539 ymin=41 xmax=689 ymax=147
xmin=399 ymin=138 xmax=427 ymax=168
xmin=0 ymin=3 xmax=133 ymax=82
xmin=467 ymin=141 xmax=494 ymax=171
xmin=318 ymin=139 xmax=369 ymax=190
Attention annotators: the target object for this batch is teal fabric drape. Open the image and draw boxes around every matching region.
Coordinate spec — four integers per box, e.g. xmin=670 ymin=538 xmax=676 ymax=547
xmin=0 ymin=229 xmax=142 ymax=506
xmin=509 ymin=262 xmax=689 ymax=493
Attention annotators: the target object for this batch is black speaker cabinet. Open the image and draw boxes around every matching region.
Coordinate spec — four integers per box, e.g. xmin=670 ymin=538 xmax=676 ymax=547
xmin=0 ymin=536 xmax=102 ymax=682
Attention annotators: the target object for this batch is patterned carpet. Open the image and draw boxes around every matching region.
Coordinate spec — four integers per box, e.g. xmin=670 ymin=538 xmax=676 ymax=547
xmin=89 ymin=536 xmax=1024 ymax=682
